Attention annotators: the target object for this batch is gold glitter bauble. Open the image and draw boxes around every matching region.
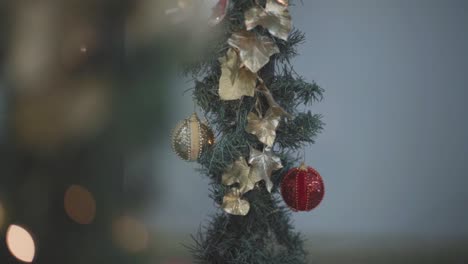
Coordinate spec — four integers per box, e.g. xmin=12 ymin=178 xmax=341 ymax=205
xmin=171 ymin=113 xmax=214 ymax=161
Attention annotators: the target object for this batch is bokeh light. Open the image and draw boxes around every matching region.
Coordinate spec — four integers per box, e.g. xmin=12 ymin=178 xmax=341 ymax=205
xmin=14 ymin=76 xmax=111 ymax=153
xmin=60 ymin=21 xmax=97 ymax=70
xmin=64 ymin=185 xmax=96 ymax=225
xmin=112 ymin=215 xmax=149 ymax=253
xmin=80 ymin=45 xmax=88 ymax=53
xmin=6 ymin=225 xmax=36 ymax=263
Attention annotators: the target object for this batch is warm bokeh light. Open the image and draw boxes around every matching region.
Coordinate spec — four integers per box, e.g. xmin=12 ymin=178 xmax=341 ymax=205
xmin=8 ymin=1 xmax=56 ymax=91
xmin=112 ymin=215 xmax=149 ymax=253
xmin=64 ymin=185 xmax=96 ymax=225
xmin=14 ymin=76 xmax=111 ymax=152
xmin=80 ymin=45 xmax=88 ymax=53
xmin=6 ymin=225 xmax=36 ymax=263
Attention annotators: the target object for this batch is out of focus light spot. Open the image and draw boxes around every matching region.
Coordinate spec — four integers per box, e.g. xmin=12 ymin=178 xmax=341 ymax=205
xmin=64 ymin=185 xmax=96 ymax=224
xmin=14 ymin=77 xmax=111 ymax=153
xmin=6 ymin=225 xmax=36 ymax=263
xmin=177 ymin=0 xmax=192 ymax=9
xmin=126 ymin=0 xmax=214 ymax=48
xmin=80 ymin=45 xmax=88 ymax=53
xmin=112 ymin=215 xmax=149 ymax=253
xmin=60 ymin=22 xmax=97 ymax=69
xmin=9 ymin=2 xmax=56 ymax=91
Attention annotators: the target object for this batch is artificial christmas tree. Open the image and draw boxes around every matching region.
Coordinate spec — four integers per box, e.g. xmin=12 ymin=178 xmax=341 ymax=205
xmin=178 ymin=0 xmax=325 ymax=263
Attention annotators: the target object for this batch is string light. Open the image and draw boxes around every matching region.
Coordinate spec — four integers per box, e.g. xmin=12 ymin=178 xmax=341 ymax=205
xmin=80 ymin=45 xmax=88 ymax=53
xmin=6 ymin=225 xmax=36 ymax=263
xmin=64 ymin=185 xmax=96 ymax=225
xmin=112 ymin=215 xmax=149 ymax=253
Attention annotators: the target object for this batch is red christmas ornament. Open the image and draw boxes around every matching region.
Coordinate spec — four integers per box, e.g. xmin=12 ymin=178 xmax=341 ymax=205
xmin=281 ymin=163 xmax=324 ymax=212
xmin=209 ymin=0 xmax=229 ymax=26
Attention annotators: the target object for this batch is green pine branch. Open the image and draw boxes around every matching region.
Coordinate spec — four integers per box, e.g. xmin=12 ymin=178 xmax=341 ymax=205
xmin=186 ymin=0 xmax=324 ymax=263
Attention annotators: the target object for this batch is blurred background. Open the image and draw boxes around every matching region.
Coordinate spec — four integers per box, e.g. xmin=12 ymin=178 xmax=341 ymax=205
xmin=0 ymin=0 xmax=467 ymax=263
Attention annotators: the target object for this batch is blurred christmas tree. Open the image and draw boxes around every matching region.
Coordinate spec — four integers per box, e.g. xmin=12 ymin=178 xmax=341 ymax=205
xmin=176 ymin=0 xmax=325 ymax=263
xmin=0 ymin=0 xmax=211 ymax=263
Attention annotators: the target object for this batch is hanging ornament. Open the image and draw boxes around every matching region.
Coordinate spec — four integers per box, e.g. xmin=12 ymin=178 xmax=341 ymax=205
xmin=222 ymin=187 xmax=250 ymax=216
xmin=171 ymin=113 xmax=214 ymax=161
xmin=222 ymin=157 xmax=261 ymax=194
xmin=248 ymin=147 xmax=283 ymax=192
xmin=228 ymin=30 xmax=279 ymax=73
xmin=209 ymin=0 xmax=229 ymax=26
xmin=246 ymin=107 xmax=282 ymax=147
xmin=218 ymin=48 xmax=257 ymax=100
xmin=281 ymin=163 xmax=324 ymax=212
xmin=244 ymin=0 xmax=292 ymax=41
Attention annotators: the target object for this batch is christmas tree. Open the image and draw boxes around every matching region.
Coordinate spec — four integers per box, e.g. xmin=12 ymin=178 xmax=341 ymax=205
xmin=0 ymin=1 xmax=193 ymax=263
xmin=175 ymin=0 xmax=325 ymax=263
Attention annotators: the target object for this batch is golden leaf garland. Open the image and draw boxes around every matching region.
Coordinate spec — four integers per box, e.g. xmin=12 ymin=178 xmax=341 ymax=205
xmin=245 ymin=0 xmax=292 ymax=41
xmin=215 ymin=0 xmax=293 ymax=216
xmin=245 ymin=108 xmax=282 ymax=147
xmin=244 ymin=82 xmax=292 ymax=147
xmin=248 ymin=147 xmax=283 ymax=193
xmin=222 ymin=188 xmax=250 ymax=216
xmin=221 ymin=149 xmax=283 ymax=215
xmin=222 ymin=157 xmax=261 ymax=194
xmin=218 ymin=48 xmax=257 ymax=100
xmin=228 ymin=30 xmax=279 ymax=73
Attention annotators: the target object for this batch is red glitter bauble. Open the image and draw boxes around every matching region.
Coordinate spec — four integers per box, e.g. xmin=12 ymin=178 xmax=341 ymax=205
xmin=281 ymin=164 xmax=324 ymax=212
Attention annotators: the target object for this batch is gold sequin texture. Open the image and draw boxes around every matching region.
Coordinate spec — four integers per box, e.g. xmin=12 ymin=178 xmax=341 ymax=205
xmin=171 ymin=113 xmax=214 ymax=161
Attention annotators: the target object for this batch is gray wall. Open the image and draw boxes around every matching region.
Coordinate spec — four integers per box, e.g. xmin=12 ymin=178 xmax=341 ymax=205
xmin=154 ymin=0 xmax=468 ymax=238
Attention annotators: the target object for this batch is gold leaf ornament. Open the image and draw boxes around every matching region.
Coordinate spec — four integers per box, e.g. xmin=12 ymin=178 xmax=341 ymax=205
xmin=222 ymin=188 xmax=250 ymax=216
xmin=248 ymin=147 xmax=283 ymax=192
xmin=222 ymin=157 xmax=262 ymax=194
xmin=245 ymin=0 xmax=292 ymax=41
xmin=228 ymin=30 xmax=279 ymax=73
xmin=246 ymin=108 xmax=282 ymax=147
xmin=218 ymin=48 xmax=257 ymax=100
